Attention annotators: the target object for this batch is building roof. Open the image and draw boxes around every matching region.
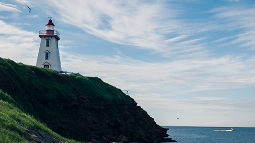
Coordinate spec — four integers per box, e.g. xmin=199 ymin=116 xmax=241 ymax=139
xmin=45 ymin=19 xmax=55 ymax=26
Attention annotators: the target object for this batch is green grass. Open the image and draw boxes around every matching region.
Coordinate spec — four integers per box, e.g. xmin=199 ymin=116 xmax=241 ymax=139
xmin=0 ymin=90 xmax=76 ymax=143
xmin=0 ymin=58 xmax=131 ymax=102
xmin=0 ymin=57 xmax=132 ymax=119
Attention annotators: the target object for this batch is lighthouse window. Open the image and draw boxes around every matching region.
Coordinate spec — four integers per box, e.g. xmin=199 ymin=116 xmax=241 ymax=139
xmin=46 ymin=39 xmax=50 ymax=47
xmin=45 ymin=52 xmax=49 ymax=60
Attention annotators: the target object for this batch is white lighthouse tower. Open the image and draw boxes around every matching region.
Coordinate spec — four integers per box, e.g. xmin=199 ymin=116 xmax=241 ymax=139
xmin=36 ymin=18 xmax=62 ymax=71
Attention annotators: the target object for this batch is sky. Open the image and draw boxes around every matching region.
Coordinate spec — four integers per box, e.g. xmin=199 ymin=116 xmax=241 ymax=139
xmin=0 ymin=0 xmax=254 ymax=127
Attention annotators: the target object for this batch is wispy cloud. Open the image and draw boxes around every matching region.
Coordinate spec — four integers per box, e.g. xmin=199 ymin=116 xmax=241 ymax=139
xmin=33 ymin=0 xmax=254 ymax=59
xmin=40 ymin=1 xmax=170 ymax=50
xmin=0 ymin=20 xmax=38 ymax=64
xmin=34 ymin=0 xmax=206 ymax=56
xmin=209 ymin=6 xmax=255 ymax=49
xmin=61 ymin=52 xmax=254 ymax=97
xmin=13 ymin=0 xmax=31 ymax=5
xmin=0 ymin=2 xmax=20 ymax=12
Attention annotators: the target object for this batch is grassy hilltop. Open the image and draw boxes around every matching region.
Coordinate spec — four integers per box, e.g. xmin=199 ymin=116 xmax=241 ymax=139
xmin=0 ymin=57 xmax=174 ymax=143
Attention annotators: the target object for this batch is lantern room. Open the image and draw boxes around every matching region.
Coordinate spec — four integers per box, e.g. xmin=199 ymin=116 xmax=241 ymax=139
xmin=45 ymin=19 xmax=55 ymax=30
xmin=39 ymin=18 xmax=60 ymax=40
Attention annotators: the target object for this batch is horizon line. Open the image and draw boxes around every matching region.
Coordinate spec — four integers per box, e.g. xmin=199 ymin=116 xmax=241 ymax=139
xmin=162 ymin=125 xmax=255 ymax=128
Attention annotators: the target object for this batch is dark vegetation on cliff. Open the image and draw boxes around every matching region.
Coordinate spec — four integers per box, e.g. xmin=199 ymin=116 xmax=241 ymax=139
xmin=0 ymin=57 xmax=175 ymax=143
xmin=0 ymin=92 xmax=74 ymax=143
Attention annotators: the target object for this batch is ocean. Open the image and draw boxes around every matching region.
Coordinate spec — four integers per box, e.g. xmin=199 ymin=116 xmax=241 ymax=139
xmin=164 ymin=126 xmax=255 ymax=143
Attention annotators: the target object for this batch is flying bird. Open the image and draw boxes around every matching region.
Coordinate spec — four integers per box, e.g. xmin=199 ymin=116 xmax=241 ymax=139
xmin=27 ymin=6 xmax=31 ymax=13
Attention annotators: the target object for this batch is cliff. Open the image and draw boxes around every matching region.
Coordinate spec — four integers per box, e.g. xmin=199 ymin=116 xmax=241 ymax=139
xmin=0 ymin=57 xmax=175 ymax=142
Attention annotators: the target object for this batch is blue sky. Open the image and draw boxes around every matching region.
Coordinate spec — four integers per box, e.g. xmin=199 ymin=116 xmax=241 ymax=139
xmin=0 ymin=0 xmax=254 ymax=127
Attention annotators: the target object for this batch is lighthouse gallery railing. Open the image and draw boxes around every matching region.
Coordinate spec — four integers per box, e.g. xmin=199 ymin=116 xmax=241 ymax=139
xmin=39 ymin=30 xmax=60 ymax=38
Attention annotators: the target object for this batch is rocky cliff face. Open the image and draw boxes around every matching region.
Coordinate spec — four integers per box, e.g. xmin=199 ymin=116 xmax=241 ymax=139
xmin=0 ymin=57 xmax=175 ymax=142
xmin=46 ymin=96 xmax=168 ymax=142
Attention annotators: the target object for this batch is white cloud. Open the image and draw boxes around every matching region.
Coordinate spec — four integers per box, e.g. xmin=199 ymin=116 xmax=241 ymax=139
xmin=61 ymin=51 xmax=254 ymax=97
xmin=193 ymin=96 xmax=225 ymax=101
xmin=14 ymin=0 xmax=31 ymax=5
xmin=210 ymin=6 xmax=255 ymax=49
xmin=34 ymin=0 xmax=205 ymax=56
xmin=0 ymin=2 xmax=20 ymax=12
xmin=0 ymin=20 xmax=39 ymax=64
xmin=26 ymin=14 xmax=38 ymax=18
xmin=33 ymin=0 xmax=255 ymax=60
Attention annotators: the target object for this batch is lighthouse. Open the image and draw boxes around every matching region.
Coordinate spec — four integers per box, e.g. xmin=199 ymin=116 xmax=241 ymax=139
xmin=36 ymin=18 xmax=62 ymax=71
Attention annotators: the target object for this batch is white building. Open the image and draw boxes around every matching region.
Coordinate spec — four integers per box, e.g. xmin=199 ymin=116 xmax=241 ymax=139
xmin=36 ymin=19 xmax=62 ymax=71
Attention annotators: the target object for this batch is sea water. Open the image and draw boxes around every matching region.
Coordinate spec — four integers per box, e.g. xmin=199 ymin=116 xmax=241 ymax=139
xmin=164 ymin=126 xmax=255 ymax=143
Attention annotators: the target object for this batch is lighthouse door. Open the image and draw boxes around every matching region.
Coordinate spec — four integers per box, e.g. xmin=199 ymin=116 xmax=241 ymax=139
xmin=44 ymin=65 xmax=49 ymax=69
